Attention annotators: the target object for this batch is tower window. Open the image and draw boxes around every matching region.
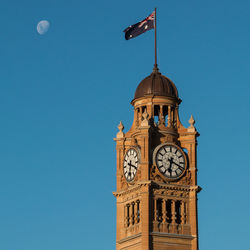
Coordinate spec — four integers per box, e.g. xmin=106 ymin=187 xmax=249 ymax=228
xmin=126 ymin=204 xmax=130 ymax=227
xmin=154 ymin=105 xmax=160 ymax=125
xmin=175 ymin=200 xmax=181 ymax=224
xmin=166 ymin=200 xmax=172 ymax=223
xmin=156 ymin=199 xmax=163 ymax=222
xmin=163 ymin=106 xmax=168 ymax=126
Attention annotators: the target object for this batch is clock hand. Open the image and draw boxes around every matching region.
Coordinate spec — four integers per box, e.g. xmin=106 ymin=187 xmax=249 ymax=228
xmin=172 ymin=161 xmax=183 ymax=169
xmin=128 ymin=161 xmax=137 ymax=169
xmin=167 ymin=157 xmax=174 ymax=174
xmin=128 ymin=161 xmax=132 ymax=175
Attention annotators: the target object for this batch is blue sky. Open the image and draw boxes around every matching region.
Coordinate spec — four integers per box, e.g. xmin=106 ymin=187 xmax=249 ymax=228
xmin=0 ymin=0 xmax=250 ymax=249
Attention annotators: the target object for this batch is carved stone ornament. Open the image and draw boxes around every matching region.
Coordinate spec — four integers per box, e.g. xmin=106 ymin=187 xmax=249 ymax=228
xmin=188 ymin=115 xmax=196 ymax=132
xmin=120 ymin=174 xmax=129 ymax=189
xmin=178 ymin=170 xmax=192 ymax=185
xmin=131 ymin=137 xmax=137 ymax=146
xmin=141 ymin=110 xmax=149 ymax=127
xmin=150 ymin=165 xmax=164 ymax=183
xmin=160 ymin=135 xmax=175 ymax=144
xmin=116 ymin=121 xmax=125 ymax=138
xmin=150 ymin=164 xmax=192 ymax=185
xmin=153 ymin=189 xmax=189 ymax=198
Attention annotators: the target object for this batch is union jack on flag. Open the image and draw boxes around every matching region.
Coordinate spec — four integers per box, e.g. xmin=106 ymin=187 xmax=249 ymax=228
xmin=123 ymin=11 xmax=155 ymax=40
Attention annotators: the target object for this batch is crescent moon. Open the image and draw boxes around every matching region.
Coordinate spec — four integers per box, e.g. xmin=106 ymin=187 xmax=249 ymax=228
xmin=37 ymin=20 xmax=50 ymax=35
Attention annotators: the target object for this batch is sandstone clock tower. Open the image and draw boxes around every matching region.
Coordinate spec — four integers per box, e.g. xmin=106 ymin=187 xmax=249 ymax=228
xmin=113 ymin=65 xmax=201 ymax=250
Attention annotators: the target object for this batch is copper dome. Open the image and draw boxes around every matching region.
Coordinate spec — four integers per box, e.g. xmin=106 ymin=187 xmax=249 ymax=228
xmin=134 ymin=70 xmax=179 ymax=100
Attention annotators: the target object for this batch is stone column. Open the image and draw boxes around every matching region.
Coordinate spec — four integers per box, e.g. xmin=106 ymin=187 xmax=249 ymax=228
xmin=131 ymin=202 xmax=135 ymax=225
xmin=162 ymin=199 xmax=167 ymax=232
xmin=171 ymin=200 xmax=176 ymax=233
xmin=167 ymin=105 xmax=171 ymax=127
xmin=136 ymin=200 xmax=140 ymax=223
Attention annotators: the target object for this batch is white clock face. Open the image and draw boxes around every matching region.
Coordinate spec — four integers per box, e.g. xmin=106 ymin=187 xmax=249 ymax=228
xmin=155 ymin=144 xmax=186 ymax=179
xmin=123 ymin=148 xmax=139 ymax=182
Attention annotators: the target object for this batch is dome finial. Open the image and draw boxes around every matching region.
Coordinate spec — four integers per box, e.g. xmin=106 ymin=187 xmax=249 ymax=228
xmin=153 ymin=63 xmax=159 ymax=73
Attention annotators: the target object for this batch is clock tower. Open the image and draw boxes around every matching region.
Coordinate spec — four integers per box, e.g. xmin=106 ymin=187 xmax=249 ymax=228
xmin=113 ymin=66 xmax=201 ymax=250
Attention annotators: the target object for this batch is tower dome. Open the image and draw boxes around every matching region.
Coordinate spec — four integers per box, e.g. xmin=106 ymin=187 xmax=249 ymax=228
xmin=134 ymin=69 xmax=179 ymax=100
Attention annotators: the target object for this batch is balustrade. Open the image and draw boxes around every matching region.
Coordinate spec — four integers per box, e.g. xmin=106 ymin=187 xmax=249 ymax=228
xmin=135 ymin=104 xmax=177 ymax=128
xmin=153 ymin=198 xmax=187 ymax=234
xmin=125 ymin=200 xmax=141 ymax=228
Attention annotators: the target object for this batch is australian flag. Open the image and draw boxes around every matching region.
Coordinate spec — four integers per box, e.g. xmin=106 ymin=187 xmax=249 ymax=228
xmin=123 ymin=11 xmax=155 ymax=40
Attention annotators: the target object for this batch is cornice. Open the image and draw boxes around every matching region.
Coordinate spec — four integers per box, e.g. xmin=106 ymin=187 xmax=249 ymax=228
xmin=150 ymin=232 xmax=195 ymax=240
xmin=113 ymin=181 xmax=201 ymax=197
xmin=113 ymin=181 xmax=151 ymax=197
xmin=151 ymin=181 xmax=202 ymax=193
xmin=117 ymin=233 xmax=142 ymax=244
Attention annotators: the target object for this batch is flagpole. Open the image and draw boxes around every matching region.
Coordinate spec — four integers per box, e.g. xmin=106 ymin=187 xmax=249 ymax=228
xmin=154 ymin=7 xmax=158 ymax=71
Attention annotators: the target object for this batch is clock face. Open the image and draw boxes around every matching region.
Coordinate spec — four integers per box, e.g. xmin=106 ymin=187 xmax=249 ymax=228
xmin=123 ymin=148 xmax=139 ymax=182
xmin=155 ymin=144 xmax=186 ymax=179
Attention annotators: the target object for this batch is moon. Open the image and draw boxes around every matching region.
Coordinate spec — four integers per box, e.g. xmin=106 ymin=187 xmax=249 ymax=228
xmin=37 ymin=20 xmax=50 ymax=35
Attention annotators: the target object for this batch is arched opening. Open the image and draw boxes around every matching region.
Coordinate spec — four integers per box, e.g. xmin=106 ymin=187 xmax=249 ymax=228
xmin=163 ymin=105 xmax=168 ymax=126
xmin=154 ymin=105 xmax=160 ymax=125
